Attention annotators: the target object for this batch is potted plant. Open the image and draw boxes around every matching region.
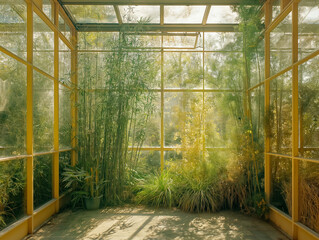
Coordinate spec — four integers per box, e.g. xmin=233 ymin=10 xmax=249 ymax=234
xmin=62 ymin=166 xmax=104 ymax=210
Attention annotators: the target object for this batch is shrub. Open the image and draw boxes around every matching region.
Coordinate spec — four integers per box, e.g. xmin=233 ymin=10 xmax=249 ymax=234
xmin=135 ymin=171 xmax=176 ymax=208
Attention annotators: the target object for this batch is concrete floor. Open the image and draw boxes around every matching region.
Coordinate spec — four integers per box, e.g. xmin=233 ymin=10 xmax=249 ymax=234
xmin=27 ymin=205 xmax=289 ymax=240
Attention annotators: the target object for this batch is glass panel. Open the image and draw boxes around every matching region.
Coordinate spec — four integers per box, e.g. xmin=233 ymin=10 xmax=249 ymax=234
xmin=0 ymin=52 xmax=27 ymax=157
xmin=207 ymin=5 xmax=239 ymax=24
xmin=164 ymin=92 xmax=203 ymax=147
xmin=164 ymin=6 xmax=206 ymax=24
xmin=204 ymin=32 xmax=242 ymax=51
xmin=78 ymin=32 xmax=119 ymax=50
xmin=59 ymin=85 xmax=71 ymax=149
xmin=65 ymin=5 xmax=117 ymax=23
xmin=298 ymin=2 xmax=319 ymax=59
xmin=132 ymin=151 xmax=161 ymax=175
xmin=58 ymin=13 xmax=71 ymax=41
xmin=250 ymin=85 xmax=265 ymax=149
xmin=270 ymin=156 xmax=292 ymax=216
xmin=78 ymin=52 xmax=160 ymax=89
xmin=250 ymin=38 xmax=265 ymax=88
xmin=43 ymin=0 xmax=53 ymax=22
xmin=0 ymin=0 xmax=27 ymax=59
xmin=298 ymin=55 xmax=319 ymax=159
xmin=128 ymin=93 xmax=160 ymax=148
xmin=78 ymin=52 xmax=109 ymax=89
xmin=33 ymin=71 xmax=54 ymax=153
xmin=34 ymin=154 xmax=53 ymax=209
xmin=204 ymin=52 xmax=243 ymax=90
xmin=205 ymin=93 xmax=242 ymax=148
xmin=164 ymin=52 xmax=203 ymax=89
xmin=163 ymin=33 xmax=197 ymax=48
xmin=269 ymin=71 xmax=292 ymax=155
xmin=270 ymin=12 xmax=292 ymax=76
xmin=119 ymin=6 xmax=160 ymax=23
xmin=59 ymin=39 xmax=71 ymax=85
xmin=164 ymin=151 xmax=183 ymax=169
xmin=272 ymin=0 xmax=281 ymax=21
xmin=59 ymin=151 xmax=71 ymax=194
xmin=0 ymin=159 xmax=26 ymax=231
xmin=33 ymin=12 xmax=54 ymax=76
xmin=142 ymin=93 xmax=160 ymax=147
xmin=299 ymin=160 xmax=319 ymax=234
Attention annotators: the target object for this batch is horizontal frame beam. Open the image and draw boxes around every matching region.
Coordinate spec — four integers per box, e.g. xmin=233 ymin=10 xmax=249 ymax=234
xmin=59 ymin=0 xmax=241 ymax=5
xmin=76 ymin=23 xmax=238 ymax=32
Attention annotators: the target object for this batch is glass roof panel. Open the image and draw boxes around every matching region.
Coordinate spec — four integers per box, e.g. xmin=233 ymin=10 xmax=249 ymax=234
xmin=164 ymin=6 xmax=206 ymax=24
xmin=207 ymin=6 xmax=239 ymax=24
xmin=119 ymin=6 xmax=160 ymax=23
xmin=65 ymin=5 xmax=117 ymax=23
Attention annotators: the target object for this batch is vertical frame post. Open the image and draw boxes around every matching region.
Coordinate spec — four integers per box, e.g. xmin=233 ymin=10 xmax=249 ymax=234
xmin=291 ymin=1 xmax=299 ymax=239
xmin=71 ymin=27 xmax=78 ymax=167
xmin=53 ymin=0 xmax=60 ymax=212
xmin=264 ymin=0 xmax=271 ymax=204
xmin=160 ymin=35 xmax=164 ymax=172
xmin=26 ymin=0 xmax=34 ymax=234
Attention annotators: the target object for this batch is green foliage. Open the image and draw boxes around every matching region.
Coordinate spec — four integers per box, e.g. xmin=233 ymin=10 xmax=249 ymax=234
xmin=77 ymin=23 xmax=158 ymax=206
xmin=135 ymin=171 xmax=176 ymax=208
xmin=0 ymin=160 xmax=26 ymax=230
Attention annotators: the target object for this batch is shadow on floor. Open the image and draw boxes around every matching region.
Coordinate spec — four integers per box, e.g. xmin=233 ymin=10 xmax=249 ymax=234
xmin=28 ymin=205 xmax=289 ymax=240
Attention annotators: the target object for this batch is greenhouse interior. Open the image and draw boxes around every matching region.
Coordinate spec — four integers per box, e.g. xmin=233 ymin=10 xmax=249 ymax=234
xmin=0 ymin=0 xmax=319 ymax=239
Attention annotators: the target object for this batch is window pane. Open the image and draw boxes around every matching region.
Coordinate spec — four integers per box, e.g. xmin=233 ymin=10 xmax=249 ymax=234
xmin=298 ymin=2 xmax=319 ymax=59
xmin=250 ymin=85 xmax=265 ymax=149
xmin=59 ymin=39 xmax=71 ymax=85
xmin=164 ymin=52 xmax=203 ymax=89
xmin=128 ymin=93 xmax=160 ymax=148
xmin=59 ymin=151 xmax=71 ymax=194
xmin=33 ymin=71 xmax=54 ymax=153
xmin=270 ymin=156 xmax=292 ymax=216
xmin=0 ymin=159 xmax=26 ymax=230
xmin=34 ymin=154 xmax=53 ymax=209
xmin=164 ymin=92 xmax=203 ymax=147
xmin=163 ymin=33 xmax=197 ymax=48
xmin=0 ymin=0 xmax=27 ymax=59
xmin=58 ymin=13 xmax=71 ymax=41
xmin=204 ymin=52 xmax=243 ymax=90
xmin=207 ymin=6 xmax=239 ymax=24
xmin=131 ymin=151 xmax=161 ymax=175
xmin=141 ymin=93 xmax=160 ymax=147
xmin=298 ymin=55 xmax=319 ymax=159
xmin=33 ymin=12 xmax=54 ymax=76
xmin=164 ymin=6 xmax=206 ymax=24
xmin=272 ymin=0 xmax=281 ymax=21
xmin=59 ymin=85 xmax=71 ymax=149
xmin=299 ymin=160 xmax=319 ymax=234
xmin=43 ymin=0 xmax=54 ymax=22
xmin=0 ymin=52 xmax=27 ymax=157
xmin=65 ymin=5 xmax=117 ymax=24
xmin=78 ymin=32 xmax=119 ymax=50
xmin=204 ymin=32 xmax=242 ymax=51
xmin=250 ymin=38 xmax=265 ymax=88
xmin=205 ymin=93 xmax=242 ymax=148
xmin=119 ymin=6 xmax=160 ymax=23
xmin=269 ymin=71 xmax=292 ymax=155
xmin=270 ymin=12 xmax=292 ymax=76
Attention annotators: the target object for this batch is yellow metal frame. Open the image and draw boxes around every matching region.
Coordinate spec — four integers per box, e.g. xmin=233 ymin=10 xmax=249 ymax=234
xmin=254 ymin=0 xmax=319 ymax=239
xmin=0 ymin=0 xmax=77 ymax=239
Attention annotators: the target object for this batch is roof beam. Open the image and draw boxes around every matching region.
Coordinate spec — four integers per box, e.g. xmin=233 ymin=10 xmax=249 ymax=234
xmin=75 ymin=23 xmax=239 ymax=32
xmin=113 ymin=5 xmax=122 ymax=24
xmin=202 ymin=5 xmax=211 ymax=25
xmin=59 ymin=0 xmax=241 ymax=5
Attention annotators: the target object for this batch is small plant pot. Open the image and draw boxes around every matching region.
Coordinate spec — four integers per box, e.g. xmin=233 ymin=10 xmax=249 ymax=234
xmin=85 ymin=196 xmax=102 ymax=210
